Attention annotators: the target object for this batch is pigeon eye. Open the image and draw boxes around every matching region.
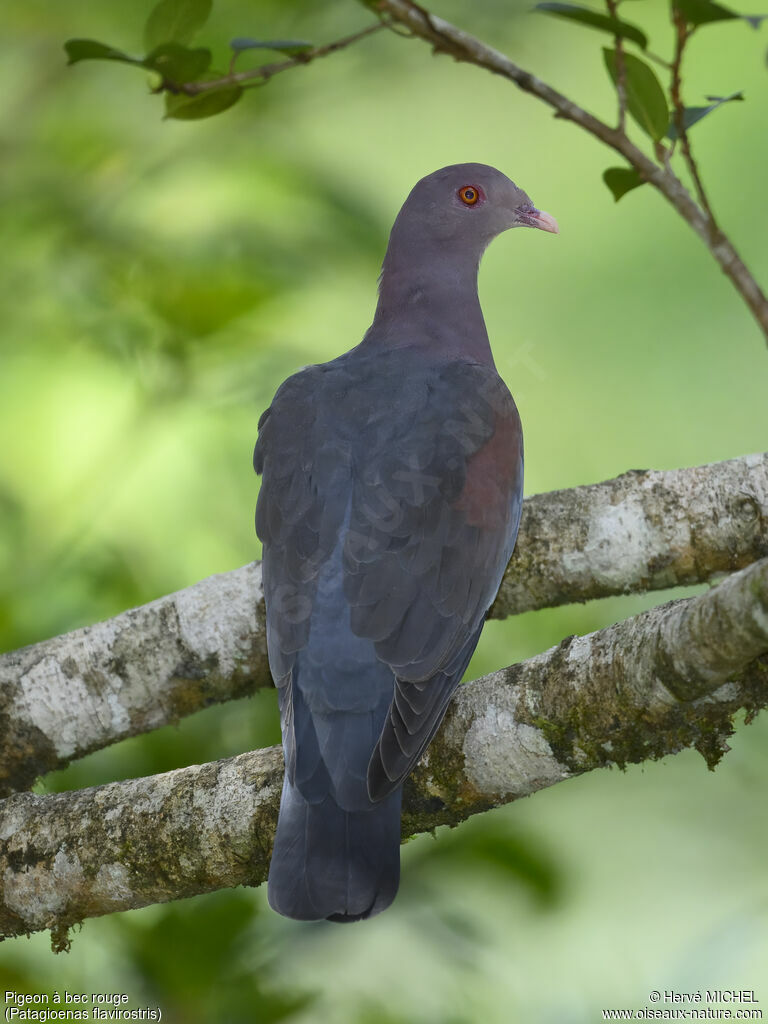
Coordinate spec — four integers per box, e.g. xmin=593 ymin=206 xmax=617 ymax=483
xmin=458 ymin=185 xmax=480 ymax=206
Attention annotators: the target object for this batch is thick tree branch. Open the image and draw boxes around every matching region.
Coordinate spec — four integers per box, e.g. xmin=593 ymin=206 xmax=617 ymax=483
xmin=2 ymin=557 xmax=766 ymax=943
xmin=360 ymin=0 xmax=768 ymax=344
xmin=1 ymin=454 xmax=765 ymax=797
xmin=493 ymin=452 xmax=767 ymax=618
xmin=0 ymin=565 xmax=270 ymax=797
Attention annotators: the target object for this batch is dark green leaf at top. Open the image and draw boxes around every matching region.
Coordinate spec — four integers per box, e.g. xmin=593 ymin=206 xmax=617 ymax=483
xmin=144 ymin=43 xmax=212 ymax=83
xmin=229 ymin=38 xmax=314 ymax=56
xmin=674 ymin=0 xmax=737 ymax=22
xmin=534 ymin=3 xmax=648 ymax=48
xmin=65 ymin=39 xmax=142 ymax=66
xmin=667 ymin=91 xmax=744 ymax=138
xmin=164 ymin=78 xmax=243 ymax=120
xmin=144 ymin=0 xmax=213 ymax=52
xmin=673 ymin=0 xmax=768 ymax=27
xmin=604 ymin=48 xmax=670 ymax=140
xmin=603 ymin=167 xmax=645 ymax=201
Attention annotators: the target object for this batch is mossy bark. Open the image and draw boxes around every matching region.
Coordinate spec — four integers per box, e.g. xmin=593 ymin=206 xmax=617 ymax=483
xmin=2 ymin=557 xmax=766 ymax=945
xmin=2 ymin=454 xmax=765 ymax=797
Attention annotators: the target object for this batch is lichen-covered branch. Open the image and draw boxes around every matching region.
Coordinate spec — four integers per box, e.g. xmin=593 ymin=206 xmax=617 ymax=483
xmin=362 ymin=0 xmax=768 ymax=344
xmin=0 ymin=564 xmax=269 ymax=796
xmin=494 ymin=451 xmax=768 ymax=617
xmin=0 ymin=747 xmax=284 ymax=950
xmin=2 ymin=557 xmax=766 ymax=943
xmin=1 ymin=454 xmax=765 ymax=797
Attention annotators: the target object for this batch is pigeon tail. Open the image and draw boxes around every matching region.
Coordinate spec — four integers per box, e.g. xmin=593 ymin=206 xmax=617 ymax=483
xmin=267 ymin=774 xmax=402 ymax=922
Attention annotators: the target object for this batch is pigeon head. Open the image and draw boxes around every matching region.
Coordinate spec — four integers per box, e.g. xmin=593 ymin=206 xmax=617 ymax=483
xmin=371 ymin=162 xmax=557 ymax=360
xmin=389 ymin=162 xmax=558 ymax=253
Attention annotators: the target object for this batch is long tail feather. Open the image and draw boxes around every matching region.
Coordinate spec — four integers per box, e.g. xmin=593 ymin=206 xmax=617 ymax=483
xmin=268 ymin=775 xmax=402 ymax=922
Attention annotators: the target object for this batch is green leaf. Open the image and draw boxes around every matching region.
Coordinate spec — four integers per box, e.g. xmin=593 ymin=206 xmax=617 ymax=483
xmin=673 ymin=0 xmax=768 ymax=27
xmin=64 ymin=39 xmax=142 ymax=66
xmin=144 ymin=0 xmax=212 ymax=52
xmin=229 ymin=37 xmax=314 ymax=56
xmin=603 ymin=166 xmax=645 ymax=201
xmin=144 ymin=43 xmax=211 ymax=83
xmin=667 ymin=91 xmax=744 ymax=138
xmin=534 ymin=3 xmax=648 ymax=48
xmin=603 ymin=48 xmax=670 ymax=140
xmin=674 ymin=0 xmax=738 ymax=22
xmin=164 ymin=79 xmax=242 ymax=120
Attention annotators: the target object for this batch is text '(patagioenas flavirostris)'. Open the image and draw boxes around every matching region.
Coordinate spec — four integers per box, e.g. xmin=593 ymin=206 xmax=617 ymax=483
xmin=254 ymin=163 xmax=558 ymax=921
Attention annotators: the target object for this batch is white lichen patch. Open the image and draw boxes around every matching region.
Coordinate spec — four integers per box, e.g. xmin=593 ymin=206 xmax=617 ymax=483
xmin=194 ymin=759 xmax=257 ymax=857
xmin=4 ymin=848 xmax=85 ymax=927
xmin=103 ymin=688 xmax=132 ymax=734
xmin=17 ymin=657 xmax=94 ymax=757
xmin=706 ymin=682 xmax=741 ymax=704
xmin=463 ymin=706 xmax=569 ymax=798
xmin=13 ymin=617 xmax=143 ymax=759
xmin=93 ymin=862 xmax=134 ymax=904
xmin=563 ymin=633 xmax=594 ymax=675
xmin=0 ymin=804 xmax=29 ymax=842
xmin=751 ymin=597 xmax=768 ymax=635
xmin=561 ymin=496 xmax=665 ymax=588
xmin=175 ymin=567 xmax=261 ymax=676
xmin=124 ymin=772 xmax=183 ymax=818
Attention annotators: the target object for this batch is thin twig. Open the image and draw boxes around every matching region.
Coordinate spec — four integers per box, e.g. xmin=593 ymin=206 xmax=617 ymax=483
xmin=606 ymin=0 xmax=626 ymax=132
xmin=670 ymin=10 xmax=715 ymax=223
xmin=645 ymin=48 xmax=673 ymax=72
xmin=180 ymin=21 xmax=386 ymax=95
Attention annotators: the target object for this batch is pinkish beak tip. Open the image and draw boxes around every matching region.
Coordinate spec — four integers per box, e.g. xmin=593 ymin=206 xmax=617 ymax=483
xmin=530 ymin=209 xmax=559 ymax=234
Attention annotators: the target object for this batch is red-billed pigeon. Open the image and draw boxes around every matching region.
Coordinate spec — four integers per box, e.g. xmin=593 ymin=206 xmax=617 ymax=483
xmin=254 ymin=163 xmax=558 ymax=921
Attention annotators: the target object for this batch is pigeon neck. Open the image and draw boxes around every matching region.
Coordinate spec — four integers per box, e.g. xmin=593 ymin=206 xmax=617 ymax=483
xmin=371 ymin=240 xmax=495 ymax=365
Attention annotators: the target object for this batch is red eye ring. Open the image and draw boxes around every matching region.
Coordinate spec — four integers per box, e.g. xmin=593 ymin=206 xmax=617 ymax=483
xmin=458 ymin=185 xmax=480 ymax=206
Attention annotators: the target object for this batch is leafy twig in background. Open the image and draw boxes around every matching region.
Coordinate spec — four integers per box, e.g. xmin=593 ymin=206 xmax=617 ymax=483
xmin=605 ymin=0 xmax=628 ymax=132
xmin=64 ymin=0 xmax=768 ymax=344
xmin=65 ymin=20 xmax=385 ymax=121
xmin=670 ymin=7 xmax=715 ymax=221
xmin=183 ymin=23 xmax=384 ymax=94
xmin=668 ymin=90 xmax=744 ymax=137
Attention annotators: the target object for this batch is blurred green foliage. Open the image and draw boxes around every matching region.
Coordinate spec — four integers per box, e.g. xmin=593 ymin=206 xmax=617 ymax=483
xmin=1 ymin=0 xmax=767 ymax=1021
